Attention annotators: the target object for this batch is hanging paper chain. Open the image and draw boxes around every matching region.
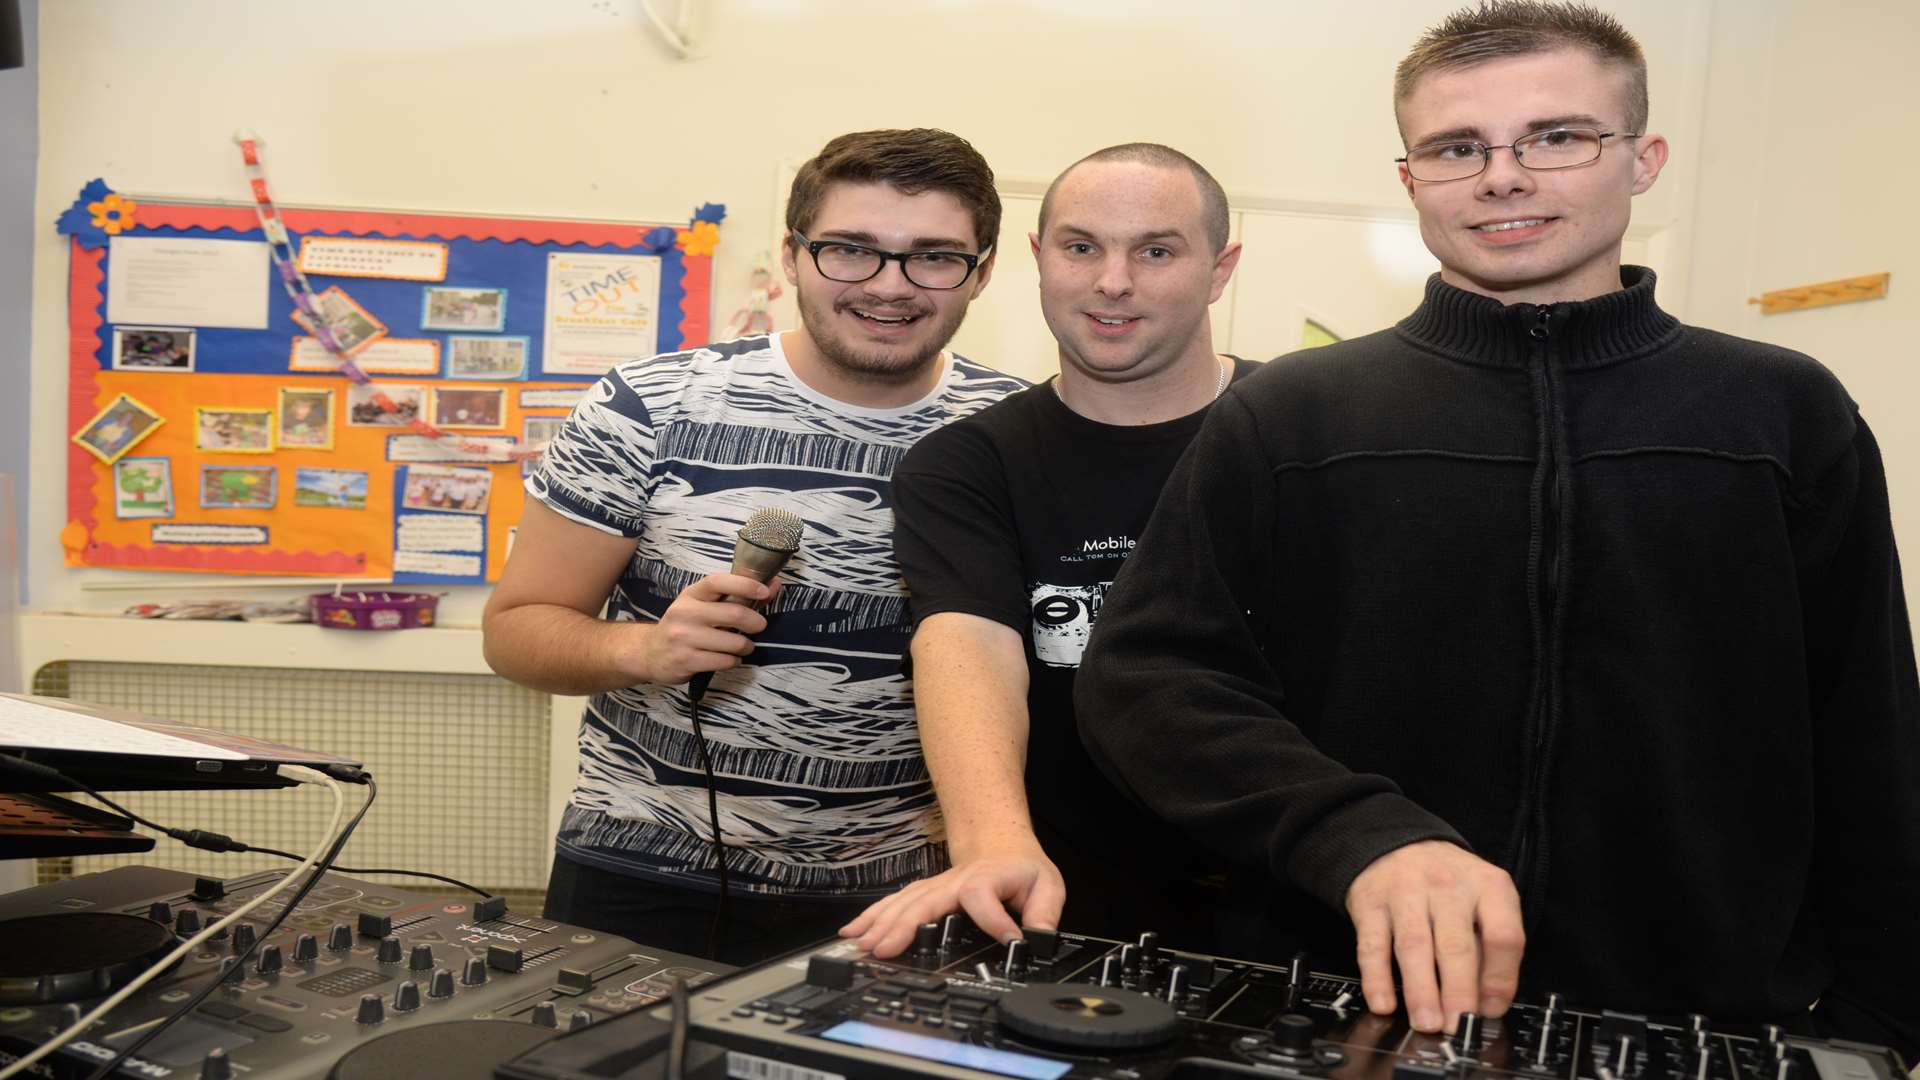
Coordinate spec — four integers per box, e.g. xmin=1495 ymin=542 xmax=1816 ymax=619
xmin=232 ymin=131 xmax=531 ymax=462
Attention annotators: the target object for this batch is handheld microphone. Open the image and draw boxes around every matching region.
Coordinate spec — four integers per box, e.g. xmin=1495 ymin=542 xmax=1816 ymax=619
xmin=688 ymin=507 xmax=804 ymax=700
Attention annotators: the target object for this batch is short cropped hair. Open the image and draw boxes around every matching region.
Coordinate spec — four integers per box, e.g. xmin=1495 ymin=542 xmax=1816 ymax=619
xmin=1037 ymin=143 xmax=1231 ymax=254
xmin=1394 ymin=1 xmax=1648 ymax=136
xmin=785 ymin=129 xmax=1000 ymax=253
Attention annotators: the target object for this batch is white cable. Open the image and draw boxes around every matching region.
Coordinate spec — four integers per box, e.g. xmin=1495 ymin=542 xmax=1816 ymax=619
xmin=0 ymin=766 xmax=350 ymax=1080
xmin=639 ymin=0 xmax=695 ymax=59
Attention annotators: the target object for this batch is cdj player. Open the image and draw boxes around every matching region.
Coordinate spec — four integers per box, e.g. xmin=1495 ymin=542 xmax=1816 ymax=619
xmin=501 ymin=918 xmax=1912 ymax=1080
xmin=0 ymin=865 xmax=730 ymax=1079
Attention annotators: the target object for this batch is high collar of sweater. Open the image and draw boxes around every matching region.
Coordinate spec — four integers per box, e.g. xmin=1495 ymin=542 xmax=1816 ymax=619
xmin=1396 ymin=265 xmax=1683 ymax=370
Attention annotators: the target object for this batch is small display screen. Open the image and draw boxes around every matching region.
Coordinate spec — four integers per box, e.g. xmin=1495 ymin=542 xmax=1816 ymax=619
xmin=819 ymin=1020 xmax=1074 ymax=1080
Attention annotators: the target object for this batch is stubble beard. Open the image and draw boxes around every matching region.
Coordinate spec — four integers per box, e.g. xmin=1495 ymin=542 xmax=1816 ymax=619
xmin=796 ymin=289 xmax=964 ymax=386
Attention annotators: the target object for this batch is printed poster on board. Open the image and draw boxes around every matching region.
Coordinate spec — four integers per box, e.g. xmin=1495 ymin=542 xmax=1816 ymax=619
xmin=543 ymin=252 xmax=663 ymax=376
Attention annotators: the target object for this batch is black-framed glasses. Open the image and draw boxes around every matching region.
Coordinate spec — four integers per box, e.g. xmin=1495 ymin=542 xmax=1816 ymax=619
xmin=790 ymin=230 xmax=990 ymax=290
xmin=1397 ymin=127 xmax=1640 ymax=183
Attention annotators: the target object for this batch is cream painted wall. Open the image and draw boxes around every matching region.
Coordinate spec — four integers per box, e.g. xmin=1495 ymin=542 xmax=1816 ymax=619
xmin=25 ymin=0 xmax=1713 ymax=620
xmin=1684 ymin=0 xmax=1920 ymax=622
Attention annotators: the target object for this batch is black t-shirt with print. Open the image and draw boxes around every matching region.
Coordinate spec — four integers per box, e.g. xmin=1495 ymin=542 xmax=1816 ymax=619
xmin=893 ymin=361 xmax=1257 ymax=948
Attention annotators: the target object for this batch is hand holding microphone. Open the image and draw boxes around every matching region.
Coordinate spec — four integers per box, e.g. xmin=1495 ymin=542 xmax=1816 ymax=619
xmin=641 ymin=508 xmax=803 ymax=697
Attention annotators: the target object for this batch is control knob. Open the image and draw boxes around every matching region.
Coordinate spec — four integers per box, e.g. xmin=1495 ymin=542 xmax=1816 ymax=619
xmin=376 ymin=936 xmax=403 ymax=964
xmin=175 ymin=909 xmax=202 ymax=936
xmin=199 ymin=1047 xmax=233 ymax=1080
xmin=912 ymin=922 xmax=940 ymax=955
xmin=393 ymin=980 xmax=422 ymax=1013
xmin=1456 ymin=1012 xmax=1483 ymax=1054
xmin=355 ymin=993 xmax=385 ymax=1025
xmin=429 ymin=968 xmax=456 ymax=999
xmin=326 ymin=923 xmax=352 ymax=952
xmin=230 ymin=923 xmax=257 ymax=955
xmin=462 ymin=956 xmax=489 ymax=986
xmin=531 ymin=1001 xmax=559 ymax=1028
xmin=1004 ymin=938 xmax=1030 ymax=977
xmin=1272 ymin=1012 xmax=1316 ymax=1055
xmin=256 ymin=944 xmax=283 ymax=974
xmin=292 ymin=934 xmax=318 ymax=964
xmin=409 ymin=943 xmax=435 ymax=971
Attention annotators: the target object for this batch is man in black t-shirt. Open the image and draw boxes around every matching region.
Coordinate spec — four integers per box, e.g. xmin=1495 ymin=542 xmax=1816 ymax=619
xmin=840 ymin=143 xmax=1253 ymax=957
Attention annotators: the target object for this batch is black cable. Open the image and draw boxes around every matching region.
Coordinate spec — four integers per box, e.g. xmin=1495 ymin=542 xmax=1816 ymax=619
xmin=665 ymin=976 xmax=690 ymax=1080
xmin=82 ymin=775 xmax=379 ymax=1080
xmin=685 ymin=687 xmax=731 ymax=961
xmin=238 ymin=852 xmax=490 ymax=898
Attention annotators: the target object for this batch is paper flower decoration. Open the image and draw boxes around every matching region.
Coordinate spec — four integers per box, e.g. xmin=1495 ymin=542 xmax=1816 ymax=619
xmin=692 ymin=202 xmax=728 ymax=225
xmin=678 ymin=220 xmax=720 ymax=258
xmin=57 ymin=179 xmax=126 ymax=249
xmin=89 ymin=193 xmax=138 ymax=235
xmin=639 ymin=226 xmax=678 ymax=254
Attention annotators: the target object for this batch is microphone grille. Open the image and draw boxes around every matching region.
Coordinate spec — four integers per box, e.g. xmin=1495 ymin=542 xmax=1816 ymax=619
xmin=740 ymin=507 xmax=804 ymax=553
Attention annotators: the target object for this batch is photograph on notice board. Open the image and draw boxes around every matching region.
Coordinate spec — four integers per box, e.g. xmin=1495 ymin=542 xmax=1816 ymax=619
xmin=293 ymin=467 xmax=369 ymax=509
xmin=277 ymin=387 xmax=335 ymax=449
xmin=195 ymin=407 xmax=275 ymax=453
xmin=199 ymin=464 xmax=277 ymax=509
xmin=291 ymin=285 xmax=389 ymax=357
xmin=431 ymin=386 xmax=507 ymax=430
xmin=445 ymin=335 xmax=530 ymax=380
xmin=401 ymin=464 xmax=492 ymax=515
xmin=72 ymin=392 xmax=166 ymax=464
xmin=347 ymin=383 xmax=425 ymax=426
xmin=520 ymin=415 xmax=566 ymax=476
xmin=422 ymin=286 xmax=507 ymax=332
xmin=112 ymin=456 xmax=174 ymax=518
xmin=111 ymin=326 xmax=196 ymax=371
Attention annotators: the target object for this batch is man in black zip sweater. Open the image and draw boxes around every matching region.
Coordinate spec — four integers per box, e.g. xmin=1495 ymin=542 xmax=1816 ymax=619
xmin=1076 ymin=1 xmax=1920 ymax=1058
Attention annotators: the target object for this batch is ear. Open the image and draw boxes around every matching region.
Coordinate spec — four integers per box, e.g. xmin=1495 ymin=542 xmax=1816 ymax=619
xmin=969 ymin=247 xmax=997 ymax=298
xmin=779 ymin=235 xmax=802 ymax=286
xmin=1398 ymin=162 xmax=1417 ymax=201
xmin=1208 ymin=242 xmax=1243 ymax=304
xmin=1629 ymin=132 xmax=1669 ymax=195
xmin=1029 ymin=230 xmax=1041 ymax=261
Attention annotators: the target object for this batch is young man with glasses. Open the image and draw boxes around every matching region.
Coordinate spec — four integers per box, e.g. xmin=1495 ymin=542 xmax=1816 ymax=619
xmin=840 ymin=144 xmax=1254 ymax=959
xmin=1078 ymin=1 xmax=1920 ymax=1058
xmin=483 ymin=129 xmax=1023 ymax=964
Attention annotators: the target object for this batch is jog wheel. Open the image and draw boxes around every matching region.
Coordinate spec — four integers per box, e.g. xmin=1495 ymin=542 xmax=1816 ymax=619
xmin=996 ymin=982 xmax=1180 ymax=1050
xmin=328 ymin=1020 xmax=557 ymax=1080
xmin=0 ymin=912 xmax=178 ymax=1004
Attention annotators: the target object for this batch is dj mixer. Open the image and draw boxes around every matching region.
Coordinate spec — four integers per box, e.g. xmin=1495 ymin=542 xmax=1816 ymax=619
xmin=0 ymin=865 xmax=729 ymax=1078
xmin=500 ymin=916 xmax=1912 ymax=1080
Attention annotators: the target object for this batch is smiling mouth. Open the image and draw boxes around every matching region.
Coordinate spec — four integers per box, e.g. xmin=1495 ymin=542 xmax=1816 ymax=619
xmin=1473 ymin=218 xmax=1552 ymax=233
xmin=849 ymin=308 xmax=922 ymax=326
xmin=1087 ymin=314 xmax=1140 ymax=326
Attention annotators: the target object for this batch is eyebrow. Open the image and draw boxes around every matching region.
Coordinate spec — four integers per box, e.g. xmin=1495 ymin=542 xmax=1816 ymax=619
xmin=1410 ymin=114 xmax=1614 ymax=146
xmin=813 ymin=228 xmax=977 ymax=251
xmin=1052 ymin=224 xmax=1192 ymax=247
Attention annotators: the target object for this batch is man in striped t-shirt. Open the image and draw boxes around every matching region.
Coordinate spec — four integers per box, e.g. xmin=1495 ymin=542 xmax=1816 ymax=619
xmin=484 ymin=129 xmax=1024 ymax=964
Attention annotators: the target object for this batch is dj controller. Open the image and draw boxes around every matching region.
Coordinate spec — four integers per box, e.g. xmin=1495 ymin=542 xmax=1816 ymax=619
xmin=501 ymin=918 xmax=1912 ymax=1080
xmin=1 ymin=870 xmax=1909 ymax=1080
xmin=0 ymin=865 xmax=728 ymax=1079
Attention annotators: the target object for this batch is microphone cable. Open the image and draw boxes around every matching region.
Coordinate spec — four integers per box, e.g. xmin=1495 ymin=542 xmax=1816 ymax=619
xmin=684 ymin=680 xmax=732 ymax=961
xmin=679 ymin=507 xmax=803 ymax=961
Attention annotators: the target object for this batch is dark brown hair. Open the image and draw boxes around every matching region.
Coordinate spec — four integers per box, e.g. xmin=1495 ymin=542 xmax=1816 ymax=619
xmin=785 ymin=129 xmax=1000 ymax=253
xmin=1395 ymin=1 xmax=1648 ymax=137
xmin=1038 ymin=143 xmax=1231 ymax=253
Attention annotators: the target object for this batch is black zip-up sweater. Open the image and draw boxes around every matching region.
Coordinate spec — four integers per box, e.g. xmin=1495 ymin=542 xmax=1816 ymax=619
xmin=1076 ymin=269 xmax=1920 ymax=1054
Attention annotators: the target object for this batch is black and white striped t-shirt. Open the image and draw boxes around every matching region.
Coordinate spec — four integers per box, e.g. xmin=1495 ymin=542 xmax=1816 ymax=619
xmin=529 ymin=333 xmax=1025 ymax=897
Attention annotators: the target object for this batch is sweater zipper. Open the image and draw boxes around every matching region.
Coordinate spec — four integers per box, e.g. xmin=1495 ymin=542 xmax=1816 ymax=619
xmin=1514 ymin=307 xmax=1557 ymax=904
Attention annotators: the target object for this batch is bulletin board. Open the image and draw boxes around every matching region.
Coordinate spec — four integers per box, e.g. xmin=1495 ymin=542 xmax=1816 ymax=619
xmin=56 ymin=179 xmax=723 ymax=583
